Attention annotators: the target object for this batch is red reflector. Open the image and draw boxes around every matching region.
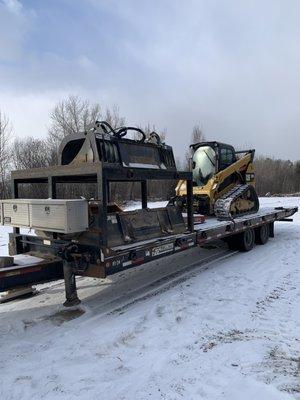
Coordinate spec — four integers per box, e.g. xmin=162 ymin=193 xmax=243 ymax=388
xmin=132 ymin=257 xmax=144 ymax=265
xmin=20 ymin=266 xmax=42 ymax=275
xmin=184 ymin=214 xmax=205 ymax=224
xmin=194 ymin=214 xmax=205 ymax=224
xmin=180 ymin=244 xmax=189 ymax=250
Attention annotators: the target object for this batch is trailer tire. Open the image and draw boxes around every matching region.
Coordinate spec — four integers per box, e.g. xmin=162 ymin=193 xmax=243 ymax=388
xmin=236 ymin=228 xmax=255 ymax=252
xmin=255 ymin=224 xmax=269 ymax=245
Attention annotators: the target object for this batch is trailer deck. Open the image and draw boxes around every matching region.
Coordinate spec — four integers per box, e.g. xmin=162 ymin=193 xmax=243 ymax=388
xmin=102 ymin=205 xmax=297 ymax=276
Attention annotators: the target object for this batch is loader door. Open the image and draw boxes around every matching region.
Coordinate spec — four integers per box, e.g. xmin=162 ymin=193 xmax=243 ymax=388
xmin=218 ymin=145 xmax=236 ymax=172
xmin=192 ymin=145 xmax=217 ymax=186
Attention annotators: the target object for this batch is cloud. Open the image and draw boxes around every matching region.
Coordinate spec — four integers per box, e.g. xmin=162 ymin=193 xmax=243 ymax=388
xmin=0 ymin=0 xmax=34 ymax=61
xmin=0 ymin=90 xmax=68 ymax=139
xmin=3 ymin=0 xmax=22 ymax=15
xmin=1 ymin=0 xmax=300 ymax=160
xmin=77 ymin=55 xmax=97 ymax=71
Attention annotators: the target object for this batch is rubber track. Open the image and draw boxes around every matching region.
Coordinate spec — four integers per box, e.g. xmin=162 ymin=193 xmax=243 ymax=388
xmin=214 ymin=184 xmax=259 ymax=220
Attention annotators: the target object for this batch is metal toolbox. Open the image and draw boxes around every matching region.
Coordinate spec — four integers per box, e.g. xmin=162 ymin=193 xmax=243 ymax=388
xmin=2 ymin=200 xmax=30 ymax=227
xmin=1 ymin=199 xmax=89 ymax=233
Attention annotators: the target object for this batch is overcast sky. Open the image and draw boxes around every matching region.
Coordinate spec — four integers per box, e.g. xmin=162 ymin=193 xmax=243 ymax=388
xmin=0 ymin=0 xmax=300 ymax=161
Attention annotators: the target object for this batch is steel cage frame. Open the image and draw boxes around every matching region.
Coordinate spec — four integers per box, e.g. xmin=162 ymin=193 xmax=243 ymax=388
xmin=11 ymin=163 xmax=194 ymax=251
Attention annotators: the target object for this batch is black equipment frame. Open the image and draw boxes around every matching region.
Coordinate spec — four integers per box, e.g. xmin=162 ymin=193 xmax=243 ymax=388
xmin=10 ymin=161 xmax=194 ymax=252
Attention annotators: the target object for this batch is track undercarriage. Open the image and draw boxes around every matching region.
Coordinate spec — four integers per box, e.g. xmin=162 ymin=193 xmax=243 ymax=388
xmin=171 ymin=183 xmax=259 ymax=221
xmin=214 ymin=184 xmax=260 ymax=220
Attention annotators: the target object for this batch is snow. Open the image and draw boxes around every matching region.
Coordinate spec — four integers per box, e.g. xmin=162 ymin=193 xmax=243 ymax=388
xmin=0 ymin=197 xmax=299 ymax=400
xmin=0 ymin=226 xmax=11 ymax=256
xmin=0 ymin=227 xmax=35 ymax=257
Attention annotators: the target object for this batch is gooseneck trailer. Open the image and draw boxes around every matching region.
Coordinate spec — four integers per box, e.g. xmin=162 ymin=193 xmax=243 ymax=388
xmin=0 ymin=123 xmax=297 ymax=305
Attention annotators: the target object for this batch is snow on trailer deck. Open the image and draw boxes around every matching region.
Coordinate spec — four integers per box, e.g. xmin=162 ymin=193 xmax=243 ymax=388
xmin=0 ymin=197 xmax=300 ymax=400
xmin=196 ymin=206 xmax=294 ymax=229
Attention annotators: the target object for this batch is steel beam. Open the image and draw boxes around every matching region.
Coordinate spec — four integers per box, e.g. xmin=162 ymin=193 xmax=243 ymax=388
xmin=141 ymin=180 xmax=147 ymax=209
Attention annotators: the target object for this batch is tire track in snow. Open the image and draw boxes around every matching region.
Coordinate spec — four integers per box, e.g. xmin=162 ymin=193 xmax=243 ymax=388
xmin=102 ymin=251 xmax=239 ymax=317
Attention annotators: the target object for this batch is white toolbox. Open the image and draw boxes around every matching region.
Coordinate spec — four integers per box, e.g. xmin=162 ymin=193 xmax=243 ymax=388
xmin=1 ymin=199 xmax=89 ymax=233
xmin=2 ymin=201 xmax=30 ymax=227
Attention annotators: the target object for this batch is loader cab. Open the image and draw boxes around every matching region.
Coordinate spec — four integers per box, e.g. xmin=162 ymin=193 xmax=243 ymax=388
xmin=191 ymin=142 xmax=236 ymax=186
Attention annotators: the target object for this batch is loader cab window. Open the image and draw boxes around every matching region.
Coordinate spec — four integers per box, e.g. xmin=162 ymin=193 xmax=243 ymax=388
xmin=219 ymin=146 xmax=236 ymax=171
xmin=192 ymin=145 xmax=216 ymax=186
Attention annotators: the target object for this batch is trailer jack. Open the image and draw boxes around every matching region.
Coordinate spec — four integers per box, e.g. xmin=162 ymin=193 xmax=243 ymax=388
xmin=63 ymin=261 xmax=81 ymax=307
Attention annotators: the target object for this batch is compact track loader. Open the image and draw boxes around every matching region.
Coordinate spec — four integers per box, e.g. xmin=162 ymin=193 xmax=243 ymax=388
xmin=173 ymin=141 xmax=259 ymax=220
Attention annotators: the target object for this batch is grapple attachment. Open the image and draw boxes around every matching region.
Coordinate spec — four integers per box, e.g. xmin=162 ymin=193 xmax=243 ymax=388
xmin=58 ymin=121 xmax=176 ymax=171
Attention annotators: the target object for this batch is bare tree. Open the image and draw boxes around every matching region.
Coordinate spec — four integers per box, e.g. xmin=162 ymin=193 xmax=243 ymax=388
xmin=47 ymin=95 xmax=126 ymax=164
xmin=48 ymin=95 xmax=101 ymax=144
xmin=48 ymin=95 xmax=125 ymax=144
xmin=0 ymin=110 xmax=13 ymax=198
xmin=185 ymin=124 xmax=205 ymax=170
xmin=104 ymin=105 xmax=126 ymax=130
xmin=12 ymin=137 xmax=52 ymax=198
xmin=191 ymin=124 xmax=205 ymax=144
xmin=140 ymin=124 xmax=166 ymax=142
xmin=13 ymin=137 xmax=51 ymax=170
xmin=295 ymin=161 xmax=300 ymax=192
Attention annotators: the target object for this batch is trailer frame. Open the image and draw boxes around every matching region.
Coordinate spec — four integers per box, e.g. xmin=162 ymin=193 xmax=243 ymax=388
xmin=3 ymin=202 xmax=297 ymax=305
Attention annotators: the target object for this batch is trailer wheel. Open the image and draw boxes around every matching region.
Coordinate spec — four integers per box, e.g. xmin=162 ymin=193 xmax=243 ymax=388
xmin=236 ymin=228 xmax=255 ymax=252
xmin=255 ymin=224 xmax=269 ymax=245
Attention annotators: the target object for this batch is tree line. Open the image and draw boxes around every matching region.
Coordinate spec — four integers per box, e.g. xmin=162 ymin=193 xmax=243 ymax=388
xmin=255 ymin=156 xmax=300 ymax=196
xmin=0 ymin=95 xmax=299 ymax=201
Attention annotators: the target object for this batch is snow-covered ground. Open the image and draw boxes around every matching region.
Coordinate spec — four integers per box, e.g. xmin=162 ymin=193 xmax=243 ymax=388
xmin=0 ymin=197 xmax=299 ymax=400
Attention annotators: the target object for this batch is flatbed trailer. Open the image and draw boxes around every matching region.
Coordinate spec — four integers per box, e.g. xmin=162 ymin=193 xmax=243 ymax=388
xmin=0 ymin=123 xmax=298 ymax=305
xmin=1 ymin=205 xmax=297 ymax=305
